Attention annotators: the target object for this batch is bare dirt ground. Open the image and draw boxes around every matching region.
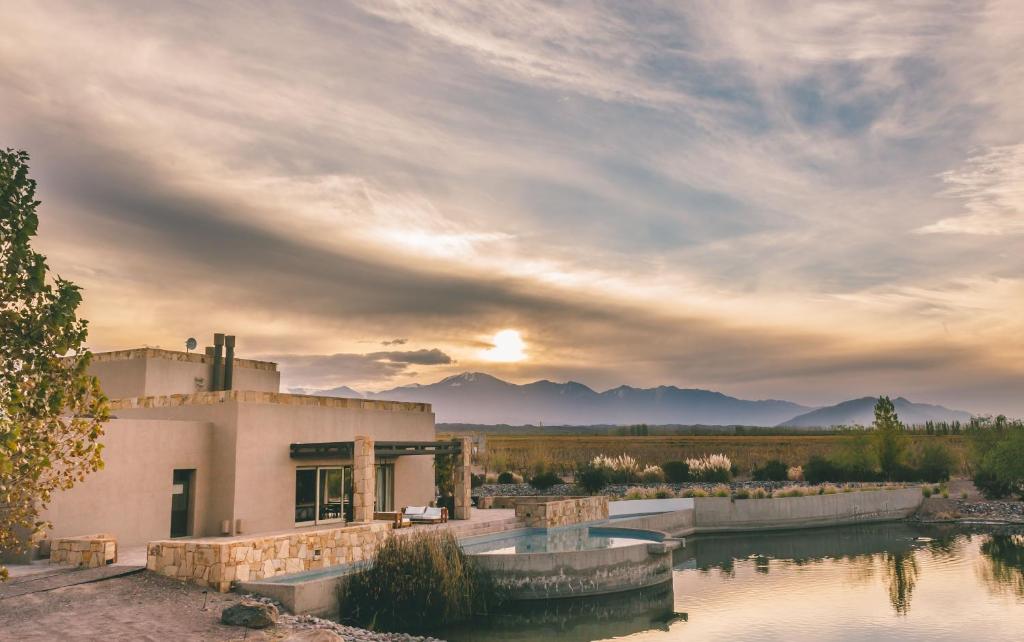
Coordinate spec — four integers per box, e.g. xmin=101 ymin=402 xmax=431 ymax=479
xmin=0 ymin=572 xmax=290 ymax=641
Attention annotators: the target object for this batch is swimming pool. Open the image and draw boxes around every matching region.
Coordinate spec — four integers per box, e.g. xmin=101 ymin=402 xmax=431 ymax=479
xmin=461 ymin=525 xmax=664 ymax=555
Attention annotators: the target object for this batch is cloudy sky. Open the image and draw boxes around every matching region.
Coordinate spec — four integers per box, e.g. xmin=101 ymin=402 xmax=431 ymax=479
xmin=3 ymin=1 xmax=1023 ymax=414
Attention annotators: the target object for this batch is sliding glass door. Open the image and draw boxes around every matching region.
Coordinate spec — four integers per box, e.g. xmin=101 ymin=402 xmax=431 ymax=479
xmin=295 ymin=466 xmax=351 ymax=525
xmin=375 ymin=463 xmax=395 ymax=512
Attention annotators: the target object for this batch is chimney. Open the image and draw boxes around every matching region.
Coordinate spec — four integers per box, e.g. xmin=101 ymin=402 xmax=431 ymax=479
xmin=224 ymin=335 xmax=236 ymax=390
xmin=212 ymin=333 xmax=225 ymax=391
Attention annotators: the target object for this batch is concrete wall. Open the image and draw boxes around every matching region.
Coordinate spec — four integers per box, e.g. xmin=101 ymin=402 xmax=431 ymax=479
xmin=89 ymin=348 xmax=280 ymax=399
xmin=691 ymin=487 xmax=923 ymax=532
xmin=39 ymin=419 xmax=214 ymax=547
xmin=474 ymin=533 xmax=678 ymax=599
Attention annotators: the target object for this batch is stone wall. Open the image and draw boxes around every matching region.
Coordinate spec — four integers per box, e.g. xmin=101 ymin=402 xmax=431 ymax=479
xmin=513 ymin=496 xmax=608 ymax=528
xmin=352 ymin=436 xmax=374 ymax=523
xmin=147 ymin=522 xmax=392 ymax=592
xmin=453 ymin=437 xmax=472 ymax=520
xmin=50 ymin=534 xmax=117 ymax=568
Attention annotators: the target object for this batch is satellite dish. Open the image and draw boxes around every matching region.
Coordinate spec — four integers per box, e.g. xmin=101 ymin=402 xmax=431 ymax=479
xmin=185 ymin=337 xmax=197 ymax=353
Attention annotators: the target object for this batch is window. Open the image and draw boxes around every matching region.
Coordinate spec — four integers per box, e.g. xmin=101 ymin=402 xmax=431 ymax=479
xmin=375 ymin=463 xmax=395 ymax=512
xmin=295 ymin=466 xmax=352 ymax=525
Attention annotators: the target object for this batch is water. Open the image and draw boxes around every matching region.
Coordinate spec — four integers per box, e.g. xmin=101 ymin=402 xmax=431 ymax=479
xmin=442 ymin=522 xmax=1024 ymax=641
xmin=461 ymin=526 xmax=662 ymax=555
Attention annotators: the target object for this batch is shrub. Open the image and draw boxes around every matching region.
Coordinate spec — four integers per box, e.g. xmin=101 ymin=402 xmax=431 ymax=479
xmin=922 ymin=486 xmax=933 ymax=498
xmin=338 ymin=531 xmax=503 ymax=633
xmin=496 ymin=471 xmax=515 ymax=484
xmin=804 ymin=456 xmax=842 ymax=484
xmin=733 ymin=488 xmax=750 ymax=499
xmin=973 ymin=467 xmax=1013 ymax=500
xmin=470 ymin=473 xmax=485 ymax=488
xmin=592 ymin=454 xmax=641 ymax=483
xmin=711 ymin=484 xmax=731 ymax=497
xmin=916 ymin=441 xmax=955 ymax=483
xmin=661 ymin=461 xmax=690 ymax=483
xmin=528 ymin=471 xmax=563 ymax=491
xmin=575 ymin=463 xmax=609 ymax=495
xmin=752 ymin=460 xmax=789 ymax=482
xmin=687 ymin=454 xmax=732 ymax=483
xmin=624 ymin=486 xmax=651 ymax=500
xmin=640 ymin=465 xmax=665 ymax=483
xmin=654 ymin=486 xmax=674 ymax=499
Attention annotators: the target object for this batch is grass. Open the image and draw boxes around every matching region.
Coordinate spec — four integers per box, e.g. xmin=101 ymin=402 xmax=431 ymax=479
xmin=337 ymin=531 xmax=503 ymax=633
xmin=479 ymin=434 xmax=970 ymax=477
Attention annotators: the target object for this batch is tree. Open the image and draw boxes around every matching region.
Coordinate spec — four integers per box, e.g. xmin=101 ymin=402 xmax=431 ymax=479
xmin=1 ymin=149 xmax=108 ymax=579
xmin=871 ymin=396 xmax=909 ymax=480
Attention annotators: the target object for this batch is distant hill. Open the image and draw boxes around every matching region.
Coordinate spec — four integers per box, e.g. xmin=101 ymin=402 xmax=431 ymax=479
xmin=779 ymin=396 xmax=971 ymax=428
xmin=306 ymin=372 xmax=813 ymax=426
xmin=289 ymin=385 xmax=365 ymax=398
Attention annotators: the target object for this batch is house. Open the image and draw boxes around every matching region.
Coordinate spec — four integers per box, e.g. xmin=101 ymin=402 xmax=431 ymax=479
xmin=38 ymin=334 xmax=470 ymax=550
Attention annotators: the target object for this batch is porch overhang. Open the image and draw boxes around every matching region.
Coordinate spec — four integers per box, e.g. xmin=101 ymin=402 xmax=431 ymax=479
xmin=288 ymin=440 xmax=462 ymax=460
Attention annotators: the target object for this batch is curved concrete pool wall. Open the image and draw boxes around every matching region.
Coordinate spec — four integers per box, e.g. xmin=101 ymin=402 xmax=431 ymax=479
xmin=472 ymin=527 xmax=680 ymax=600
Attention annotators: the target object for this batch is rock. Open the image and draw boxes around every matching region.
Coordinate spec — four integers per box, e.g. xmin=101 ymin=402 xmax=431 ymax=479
xmin=283 ymin=630 xmax=346 ymax=641
xmin=221 ymin=599 xmax=279 ymax=628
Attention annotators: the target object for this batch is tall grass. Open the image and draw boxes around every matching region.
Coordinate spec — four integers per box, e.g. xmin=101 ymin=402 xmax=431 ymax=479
xmin=338 ymin=531 xmax=504 ymax=634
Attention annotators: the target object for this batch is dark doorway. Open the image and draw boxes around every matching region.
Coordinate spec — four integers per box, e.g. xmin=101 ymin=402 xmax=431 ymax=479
xmin=171 ymin=469 xmax=195 ymax=538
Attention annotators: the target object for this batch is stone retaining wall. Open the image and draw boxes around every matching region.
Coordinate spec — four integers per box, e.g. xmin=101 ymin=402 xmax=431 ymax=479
xmin=147 ymin=522 xmax=392 ymax=592
xmin=513 ymin=496 xmax=608 ymax=528
xmin=50 ymin=534 xmax=117 ymax=567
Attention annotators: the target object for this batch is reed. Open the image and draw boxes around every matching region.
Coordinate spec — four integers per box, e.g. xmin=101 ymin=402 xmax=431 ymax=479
xmin=338 ymin=531 xmax=504 ymax=633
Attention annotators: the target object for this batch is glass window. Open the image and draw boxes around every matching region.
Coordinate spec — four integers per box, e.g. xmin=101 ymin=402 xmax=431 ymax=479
xmin=318 ymin=467 xmax=344 ymax=521
xmin=375 ymin=463 xmax=395 ymax=512
xmin=295 ymin=468 xmax=316 ymax=523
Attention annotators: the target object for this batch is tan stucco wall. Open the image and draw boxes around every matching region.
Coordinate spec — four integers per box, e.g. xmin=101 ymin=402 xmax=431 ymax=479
xmin=230 ymin=400 xmax=436 ymax=534
xmin=110 ymin=392 xmax=437 ymax=536
xmin=89 ymin=349 xmax=280 ymax=399
xmin=39 ymin=419 xmax=214 ymax=547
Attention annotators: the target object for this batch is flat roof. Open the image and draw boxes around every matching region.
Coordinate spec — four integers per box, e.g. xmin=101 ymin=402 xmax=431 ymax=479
xmin=109 ymin=390 xmax=431 ymax=413
xmin=91 ymin=347 xmax=277 ymax=372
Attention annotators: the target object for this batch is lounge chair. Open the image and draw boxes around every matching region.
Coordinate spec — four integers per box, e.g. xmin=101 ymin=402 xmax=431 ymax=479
xmin=374 ymin=511 xmax=410 ymax=529
xmin=402 ymin=506 xmax=448 ymax=524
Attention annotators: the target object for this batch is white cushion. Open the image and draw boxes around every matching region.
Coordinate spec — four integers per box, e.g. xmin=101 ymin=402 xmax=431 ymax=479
xmin=404 ymin=506 xmax=427 ymax=515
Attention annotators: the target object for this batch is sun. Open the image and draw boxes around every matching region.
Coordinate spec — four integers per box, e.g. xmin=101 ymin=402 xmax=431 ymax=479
xmin=481 ymin=329 xmax=527 ymax=362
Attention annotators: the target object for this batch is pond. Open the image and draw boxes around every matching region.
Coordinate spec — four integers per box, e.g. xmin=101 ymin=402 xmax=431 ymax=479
xmin=441 ymin=522 xmax=1024 ymax=641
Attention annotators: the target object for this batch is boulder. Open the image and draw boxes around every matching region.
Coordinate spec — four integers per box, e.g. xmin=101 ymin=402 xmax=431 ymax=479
xmin=221 ymin=600 xmax=279 ymax=629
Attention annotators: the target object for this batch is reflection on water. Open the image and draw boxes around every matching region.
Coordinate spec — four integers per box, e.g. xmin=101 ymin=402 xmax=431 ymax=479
xmin=446 ymin=522 xmax=1024 ymax=641
xmin=979 ymin=534 xmax=1024 ymax=597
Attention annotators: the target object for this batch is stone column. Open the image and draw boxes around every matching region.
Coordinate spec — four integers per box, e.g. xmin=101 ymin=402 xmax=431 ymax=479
xmin=352 ymin=436 xmax=375 ymax=523
xmin=452 ymin=437 xmax=472 ymax=520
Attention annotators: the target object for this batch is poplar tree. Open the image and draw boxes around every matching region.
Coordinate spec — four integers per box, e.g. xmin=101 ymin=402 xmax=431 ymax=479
xmin=1 ymin=149 xmax=108 ymax=579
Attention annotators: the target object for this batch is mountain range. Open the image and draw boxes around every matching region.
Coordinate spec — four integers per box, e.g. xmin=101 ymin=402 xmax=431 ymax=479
xmin=294 ymin=372 xmax=973 ymax=427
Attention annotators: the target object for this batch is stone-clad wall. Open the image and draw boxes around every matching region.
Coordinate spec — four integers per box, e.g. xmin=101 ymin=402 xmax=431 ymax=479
xmin=50 ymin=534 xmax=117 ymax=567
xmin=147 ymin=522 xmax=392 ymax=592
xmin=513 ymin=497 xmax=608 ymax=528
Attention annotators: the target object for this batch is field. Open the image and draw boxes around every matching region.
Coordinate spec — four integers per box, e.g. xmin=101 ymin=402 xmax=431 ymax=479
xmin=477 ymin=434 xmax=971 ymax=477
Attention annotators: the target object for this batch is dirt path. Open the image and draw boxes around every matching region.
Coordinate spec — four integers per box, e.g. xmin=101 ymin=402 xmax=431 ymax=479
xmin=0 ymin=572 xmax=287 ymax=641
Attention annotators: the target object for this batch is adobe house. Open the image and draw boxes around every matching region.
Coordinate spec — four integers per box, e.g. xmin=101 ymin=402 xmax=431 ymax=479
xmin=37 ymin=334 xmax=471 ymax=550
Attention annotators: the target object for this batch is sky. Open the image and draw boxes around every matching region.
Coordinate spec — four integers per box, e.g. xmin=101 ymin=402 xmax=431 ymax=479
xmin=2 ymin=1 xmax=1023 ymax=415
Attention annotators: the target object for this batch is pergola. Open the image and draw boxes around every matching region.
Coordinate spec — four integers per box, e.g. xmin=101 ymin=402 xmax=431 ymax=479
xmin=288 ymin=436 xmax=471 ymax=522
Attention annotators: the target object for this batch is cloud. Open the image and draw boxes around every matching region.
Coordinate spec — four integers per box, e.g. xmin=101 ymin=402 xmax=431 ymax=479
xmin=2 ymin=1 xmax=1023 ymax=415
xmin=917 ymin=144 xmax=1024 ymax=235
xmin=369 ymin=348 xmax=453 ymax=365
xmin=381 ymin=338 xmax=407 ymax=346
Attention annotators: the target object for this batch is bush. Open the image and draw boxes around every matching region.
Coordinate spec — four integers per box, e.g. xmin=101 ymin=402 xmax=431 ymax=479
xmin=752 ymin=460 xmax=789 ymax=482
xmin=687 ymin=454 xmax=732 ymax=483
xmin=803 ymin=456 xmax=842 ymax=484
xmin=916 ymin=442 xmax=954 ymax=483
xmin=922 ymin=486 xmax=933 ymax=498
xmin=339 ymin=531 xmax=503 ymax=633
xmin=733 ymin=488 xmax=750 ymax=499
xmin=470 ymin=473 xmax=485 ymax=488
xmin=654 ymin=486 xmax=674 ymax=499
xmin=973 ymin=467 xmax=1013 ymax=500
xmin=575 ymin=463 xmax=609 ymax=495
xmin=496 ymin=471 xmax=515 ymax=484
xmin=529 ymin=471 xmax=563 ymax=491
xmin=640 ymin=465 xmax=665 ymax=483
xmin=661 ymin=461 xmax=690 ymax=483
